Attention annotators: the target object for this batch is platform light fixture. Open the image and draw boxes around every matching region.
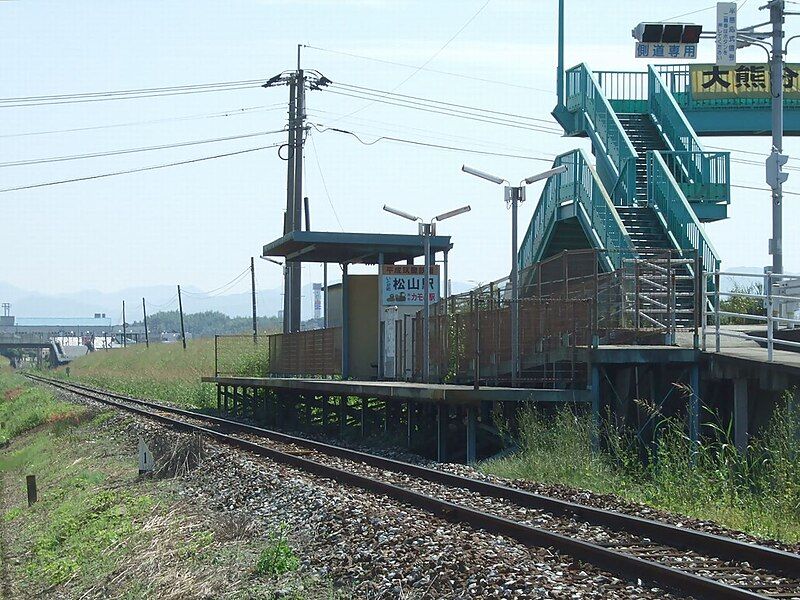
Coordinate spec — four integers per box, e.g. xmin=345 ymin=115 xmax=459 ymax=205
xmin=383 ymin=203 xmax=472 ymax=383
xmin=462 ymin=163 xmax=569 ymax=386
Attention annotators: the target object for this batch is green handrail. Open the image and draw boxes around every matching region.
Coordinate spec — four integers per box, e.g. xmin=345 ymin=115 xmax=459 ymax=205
xmin=647 ymin=151 xmax=720 ymax=272
xmin=518 ymin=149 xmax=635 ymax=272
xmin=565 ymin=64 xmax=638 ymax=205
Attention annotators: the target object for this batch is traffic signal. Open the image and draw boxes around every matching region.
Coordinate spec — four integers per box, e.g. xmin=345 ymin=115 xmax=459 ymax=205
xmin=632 ymin=23 xmax=703 ymax=44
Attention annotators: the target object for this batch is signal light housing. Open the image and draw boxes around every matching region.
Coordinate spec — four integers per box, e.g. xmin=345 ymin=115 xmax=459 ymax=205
xmin=632 ymin=22 xmax=703 ymax=44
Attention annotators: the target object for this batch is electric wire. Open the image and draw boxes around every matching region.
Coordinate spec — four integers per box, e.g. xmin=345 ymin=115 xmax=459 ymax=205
xmin=0 ymin=129 xmax=290 ymax=168
xmin=333 ymin=81 xmax=559 ymax=126
xmin=302 ymin=44 xmax=552 ymax=93
xmin=308 ymin=133 xmax=344 ymax=231
xmin=326 ymin=0 xmax=493 ymax=124
xmin=182 ymin=267 xmax=252 ymax=298
xmin=311 ymin=122 xmax=555 ymax=162
xmin=0 ymin=79 xmax=265 ymax=107
xmin=306 ymin=108 xmax=550 ymax=154
xmin=0 ymin=105 xmax=286 ymax=139
xmin=319 ymin=88 xmax=563 ymax=134
xmin=0 ymin=145 xmax=280 ymax=193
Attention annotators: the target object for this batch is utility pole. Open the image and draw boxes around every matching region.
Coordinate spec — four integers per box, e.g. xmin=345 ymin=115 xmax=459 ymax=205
xmin=768 ymin=0 xmax=786 ymax=276
xmin=122 ymin=300 xmax=127 ymax=349
xmin=251 ymin=256 xmax=258 ymax=344
xmin=142 ymin=297 xmax=149 ymax=349
xmin=263 ymin=48 xmax=330 ymax=334
xmin=177 ymin=284 xmax=187 ymax=350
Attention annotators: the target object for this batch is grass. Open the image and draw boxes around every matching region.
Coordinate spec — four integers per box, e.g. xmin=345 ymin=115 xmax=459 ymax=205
xmin=254 ymin=526 xmax=300 ymax=578
xmin=0 ymin=371 xmax=85 ymax=446
xmin=53 ymin=339 xmax=218 ymax=409
xmin=482 ymin=397 xmax=800 ymax=544
xmin=0 ymin=370 xmax=339 ymax=598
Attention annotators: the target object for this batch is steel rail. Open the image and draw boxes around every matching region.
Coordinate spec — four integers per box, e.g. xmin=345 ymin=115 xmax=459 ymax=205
xmin=27 ymin=374 xmax=797 ymax=599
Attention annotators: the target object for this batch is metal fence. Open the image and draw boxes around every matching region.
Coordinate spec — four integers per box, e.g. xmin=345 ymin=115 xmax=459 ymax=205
xmin=703 ymin=271 xmax=800 ymax=362
xmin=214 ymin=327 xmax=342 ymax=377
xmin=417 ymin=296 xmax=594 ymax=386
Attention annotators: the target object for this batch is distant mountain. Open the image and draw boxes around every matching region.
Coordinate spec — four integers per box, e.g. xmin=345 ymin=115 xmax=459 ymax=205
xmin=1 ymin=279 xmax=477 ymax=322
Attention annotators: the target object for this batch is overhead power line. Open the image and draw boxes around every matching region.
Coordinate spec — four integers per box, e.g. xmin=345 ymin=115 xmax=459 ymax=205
xmin=311 ymin=123 xmax=555 ymax=162
xmin=319 ymin=88 xmax=562 ymax=134
xmin=182 ymin=266 xmax=252 ymax=298
xmin=0 ymin=128 xmax=289 ymax=168
xmin=303 ymin=44 xmax=552 ymax=93
xmin=333 ymin=81 xmax=558 ymax=126
xmin=0 ymin=80 xmax=264 ymax=108
xmin=0 ymin=105 xmax=285 ymax=139
xmin=0 ymin=145 xmax=279 ymax=193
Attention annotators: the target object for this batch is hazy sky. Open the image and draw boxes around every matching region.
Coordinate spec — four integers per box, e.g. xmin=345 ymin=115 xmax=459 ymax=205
xmin=2 ymin=0 xmax=798 ymax=304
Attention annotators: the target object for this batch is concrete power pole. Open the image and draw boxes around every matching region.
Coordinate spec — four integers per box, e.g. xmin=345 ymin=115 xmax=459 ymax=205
xmin=769 ymin=0 xmax=786 ymax=276
xmin=251 ymin=256 xmax=258 ymax=344
xmin=177 ymin=284 xmax=187 ymax=350
xmin=142 ymin=297 xmax=149 ymax=349
xmin=122 ymin=300 xmax=127 ymax=349
xmin=263 ymin=48 xmax=331 ymax=334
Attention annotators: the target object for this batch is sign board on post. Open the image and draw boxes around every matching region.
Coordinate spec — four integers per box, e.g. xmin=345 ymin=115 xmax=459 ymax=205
xmin=690 ymin=63 xmax=800 ymax=99
xmin=716 ymin=2 xmax=738 ymax=66
xmin=381 ymin=265 xmax=440 ymax=306
xmin=635 ymin=43 xmax=697 ymax=59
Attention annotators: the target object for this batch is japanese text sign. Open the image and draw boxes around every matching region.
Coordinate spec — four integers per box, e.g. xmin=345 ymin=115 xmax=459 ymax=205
xmin=381 ymin=265 xmax=440 ymax=306
xmin=690 ymin=63 xmax=800 ymax=99
xmin=716 ymin=2 xmax=737 ymax=66
xmin=635 ymin=43 xmax=697 ymax=60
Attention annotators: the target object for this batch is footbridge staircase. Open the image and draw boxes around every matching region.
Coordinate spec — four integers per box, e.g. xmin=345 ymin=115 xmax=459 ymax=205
xmin=520 ymin=64 xmax=732 ymax=304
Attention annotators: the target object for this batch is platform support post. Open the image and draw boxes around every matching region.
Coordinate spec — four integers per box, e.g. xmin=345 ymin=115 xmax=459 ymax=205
xmin=466 ymin=406 xmax=477 ymax=464
xmin=360 ymin=397 xmax=366 ymax=438
xmin=339 ymin=396 xmax=346 ymax=437
xmin=590 ymin=365 xmax=601 ymax=453
xmin=406 ymin=400 xmax=414 ymax=448
xmin=216 ymin=385 xmax=221 ymax=412
xmin=689 ymin=364 xmax=701 ymax=459
xmin=436 ymin=403 xmax=447 ymax=462
xmin=322 ymin=395 xmax=328 ymax=428
xmin=734 ymin=378 xmax=749 ymax=454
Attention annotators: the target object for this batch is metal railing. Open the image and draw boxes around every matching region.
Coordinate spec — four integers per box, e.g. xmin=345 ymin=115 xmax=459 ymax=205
xmin=647 ymin=151 xmax=721 ymax=274
xmin=214 ymin=328 xmax=342 ymax=378
xmin=659 ymin=151 xmax=730 ymax=203
xmin=518 ymin=149 xmax=635 ymax=273
xmin=566 ymin=63 xmax=638 ymax=203
xmin=702 ymin=271 xmax=800 ymax=362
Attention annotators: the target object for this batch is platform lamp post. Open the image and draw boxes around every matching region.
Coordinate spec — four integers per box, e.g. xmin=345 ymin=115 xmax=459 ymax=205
xmin=461 ymin=164 xmax=567 ymax=387
xmin=383 ymin=204 xmax=472 ymax=383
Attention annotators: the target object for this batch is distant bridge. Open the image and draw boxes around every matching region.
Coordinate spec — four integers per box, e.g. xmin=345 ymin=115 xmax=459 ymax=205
xmin=0 ymin=333 xmax=71 ymax=366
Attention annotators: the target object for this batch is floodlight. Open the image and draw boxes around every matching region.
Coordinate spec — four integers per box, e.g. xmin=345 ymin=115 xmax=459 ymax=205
xmin=523 ymin=165 xmax=567 ymax=185
xmin=461 ymin=165 xmax=505 ymax=185
xmin=383 ymin=205 xmax=420 ymax=222
xmin=260 ymin=256 xmax=284 ymax=266
xmin=434 ymin=205 xmax=471 ymax=222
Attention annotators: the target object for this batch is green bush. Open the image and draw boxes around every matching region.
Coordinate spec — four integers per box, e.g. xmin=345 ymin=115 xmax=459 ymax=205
xmin=482 ymin=394 xmax=800 ymax=543
xmin=254 ymin=528 xmax=300 ymax=577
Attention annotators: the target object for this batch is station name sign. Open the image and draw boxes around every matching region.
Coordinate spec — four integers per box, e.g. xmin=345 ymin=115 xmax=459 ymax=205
xmin=381 ymin=265 xmax=440 ymax=306
xmin=690 ymin=63 xmax=800 ymax=99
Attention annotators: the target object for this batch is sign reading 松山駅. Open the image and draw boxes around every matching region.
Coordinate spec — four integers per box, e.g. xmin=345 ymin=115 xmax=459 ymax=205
xmin=690 ymin=63 xmax=800 ymax=99
xmin=381 ymin=265 xmax=440 ymax=306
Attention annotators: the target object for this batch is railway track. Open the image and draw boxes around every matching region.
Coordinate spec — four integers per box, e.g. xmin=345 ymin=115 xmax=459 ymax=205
xmin=27 ymin=373 xmax=800 ymax=600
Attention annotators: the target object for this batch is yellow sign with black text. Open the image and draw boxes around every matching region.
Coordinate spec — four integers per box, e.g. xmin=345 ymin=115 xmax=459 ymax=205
xmin=690 ymin=63 xmax=800 ymax=99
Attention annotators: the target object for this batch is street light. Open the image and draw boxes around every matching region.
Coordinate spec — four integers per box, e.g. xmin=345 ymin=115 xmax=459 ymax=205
xmin=383 ymin=203 xmax=471 ymax=383
xmin=461 ymin=163 xmax=567 ymax=386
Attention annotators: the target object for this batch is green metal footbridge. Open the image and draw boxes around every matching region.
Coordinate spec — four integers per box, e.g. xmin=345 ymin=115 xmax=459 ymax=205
xmin=519 ymin=61 xmax=800 ymax=292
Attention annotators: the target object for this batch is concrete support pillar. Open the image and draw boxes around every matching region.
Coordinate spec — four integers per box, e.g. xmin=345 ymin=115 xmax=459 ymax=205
xmin=406 ymin=400 xmax=414 ymax=448
xmin=689 ymin=364 xmax=701 ymax=454
xmin=436 ymin=403 xmax=448 ymax=462
xmin=734 ymin=378 xmax=749 ymax=454
xmin=338 ymin=396 xmax=346 ymax=437
xmin=466 ymin=406 xmax=477 ymax=464
xmin=590 ymin=365 xmax=601 ymax=453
